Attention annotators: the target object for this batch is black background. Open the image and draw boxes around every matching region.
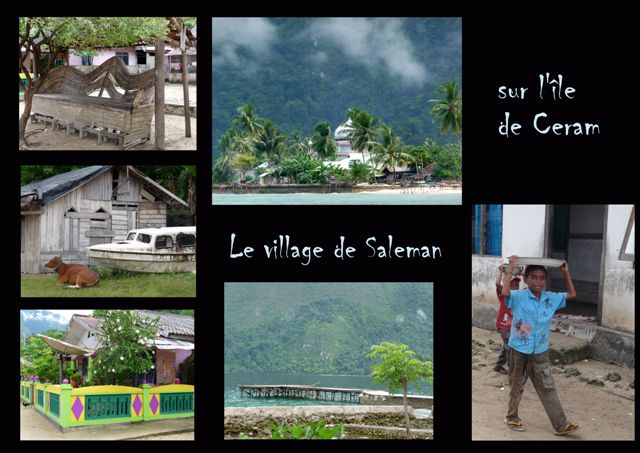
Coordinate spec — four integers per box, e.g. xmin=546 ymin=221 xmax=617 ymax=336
xmin=7 ymin=3 xmax=638 ymax=451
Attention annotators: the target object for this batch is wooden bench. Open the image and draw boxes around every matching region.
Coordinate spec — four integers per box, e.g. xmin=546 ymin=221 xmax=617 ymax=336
xmin=31 ymin=57 xmax=155 ymax=149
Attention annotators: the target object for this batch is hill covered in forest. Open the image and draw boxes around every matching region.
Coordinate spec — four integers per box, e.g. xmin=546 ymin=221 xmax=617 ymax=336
xmin=212 ymin=17 xmax=461 ymax=155
xmin=224 ymin=283 xmax=433 ymax=375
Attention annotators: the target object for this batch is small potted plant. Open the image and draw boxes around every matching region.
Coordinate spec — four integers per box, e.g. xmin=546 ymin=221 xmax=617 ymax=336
xmin=71 ymin=371 xmax=82 ymax=388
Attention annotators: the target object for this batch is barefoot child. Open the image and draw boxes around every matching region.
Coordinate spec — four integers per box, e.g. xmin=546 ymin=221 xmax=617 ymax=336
xmin=493 ymin=265 xmax=520 ymax=374
xmin=502 ymin=255 xmax=580 ymax=435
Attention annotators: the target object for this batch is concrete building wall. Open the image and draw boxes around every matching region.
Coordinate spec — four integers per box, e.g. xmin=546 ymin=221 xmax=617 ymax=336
xmin=502 ymin=205 xmax=547 ymax=257
xmin=471 ymin=255 xmax=503 ymax=330
xmin=68 ymin=48 xmax=138 ymax=66
xmin=601 ymin=205 xmax=635 ymax=333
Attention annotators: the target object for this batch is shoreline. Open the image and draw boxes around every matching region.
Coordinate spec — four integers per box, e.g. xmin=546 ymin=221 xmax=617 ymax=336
xmin=212 ymin=186 xmax=462 ymax=195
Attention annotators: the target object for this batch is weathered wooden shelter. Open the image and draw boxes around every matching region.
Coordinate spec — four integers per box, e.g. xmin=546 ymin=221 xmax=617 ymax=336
xmin=21 ymin=166 xmax=188 ymax=274
xmin=31 ymin=57 xmax=155 ymax=149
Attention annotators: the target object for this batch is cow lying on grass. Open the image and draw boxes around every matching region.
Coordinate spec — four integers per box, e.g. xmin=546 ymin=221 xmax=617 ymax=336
xmin=44 ymin=256 xmax=100 ymax=288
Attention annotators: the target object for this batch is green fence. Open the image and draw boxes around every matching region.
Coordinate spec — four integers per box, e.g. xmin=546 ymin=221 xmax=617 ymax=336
xmin=85 ymin=395 xmax=131 ymax=420
xmin=160 ymin=393 xmax=194 ymax=414
xmin=50 ymin=393 xmax=60 ymax=417
xmin=19 ymin=381 xmax=194 ymax=430
xmin=37 ymin=389 xmax=44 ymax=408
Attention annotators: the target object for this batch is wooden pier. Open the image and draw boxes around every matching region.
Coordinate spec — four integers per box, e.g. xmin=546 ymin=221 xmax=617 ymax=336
xmin=239 ymin=384 xmax=363 ymax=403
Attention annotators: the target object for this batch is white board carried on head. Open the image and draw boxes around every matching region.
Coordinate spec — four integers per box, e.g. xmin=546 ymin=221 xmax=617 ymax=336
xmin=502 ymin=257 xmax=566 ymax=268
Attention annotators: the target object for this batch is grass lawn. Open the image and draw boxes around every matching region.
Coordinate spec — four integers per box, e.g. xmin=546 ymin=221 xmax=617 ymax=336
xmin=21 ymin=271 xmax=196 ymax=297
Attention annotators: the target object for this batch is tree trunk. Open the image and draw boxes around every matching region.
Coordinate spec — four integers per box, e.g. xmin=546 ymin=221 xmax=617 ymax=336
xmin=154 ymin=38 xmax=165 ymax=150
xmin=19 ymin=87 xmax=34 ymax=149
xmin=181 ymin=27 xmax=192 ymax=138
xmin=403 ymin=381 xmax=410 ymax=436
xmin=188 ymin=172 xmax=196 ymax=225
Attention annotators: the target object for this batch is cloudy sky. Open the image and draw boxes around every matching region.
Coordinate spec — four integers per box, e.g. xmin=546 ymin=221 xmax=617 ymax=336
xmin=212 ymin=17 xmax=459 ymax=87
xmin=28 ymin=310 xmax=93 ymax=322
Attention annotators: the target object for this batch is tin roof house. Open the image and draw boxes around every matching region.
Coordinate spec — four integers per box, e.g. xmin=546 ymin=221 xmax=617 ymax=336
xmin=38 ymin=310 xmax=194 ymax=386
xmin=20 ymin=166 xmax=188 ymax=274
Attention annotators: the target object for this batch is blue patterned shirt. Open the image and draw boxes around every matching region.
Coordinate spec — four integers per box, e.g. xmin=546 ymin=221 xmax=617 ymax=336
xmin=505 ymin=289 xmax=567 ymax=354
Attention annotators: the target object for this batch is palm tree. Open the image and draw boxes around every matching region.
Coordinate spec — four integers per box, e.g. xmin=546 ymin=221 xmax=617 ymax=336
xmin=347 ymin=108 xmax=380 ymax=153
xmin=347 ymin=108 xmax=381 ymax=181
xmin=371 ymin=125 xmax=412 ymax=183
xmin=232 ymin=103 xmax=264 ymax=138
xmin=255 ymin=120 xmax=286 ymax=165
xmin=311 ymin=121 xmax=337 ymax=160
xmin=429 ymin=81 xmax=462 ymax=134
xmin=287 ymin=131 xmax=311 ymax=158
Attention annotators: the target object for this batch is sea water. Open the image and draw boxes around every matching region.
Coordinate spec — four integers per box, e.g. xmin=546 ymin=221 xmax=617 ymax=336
xmin=212 ymin=191 xmax=461 ymax=205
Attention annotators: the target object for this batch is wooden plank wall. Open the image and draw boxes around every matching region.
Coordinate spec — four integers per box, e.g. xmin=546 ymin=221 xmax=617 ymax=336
xmin=139 ymin=201 xmax=167 ymax=228
xmin=115 ymin=168 xmax=143 ymax=202
xmin=21 ymin=215 xmax=41 ymax=274
xmin=37 ymin=172 xmax=113 ymax=271
xmin=112 ymin=208 xmax=138 ymax=241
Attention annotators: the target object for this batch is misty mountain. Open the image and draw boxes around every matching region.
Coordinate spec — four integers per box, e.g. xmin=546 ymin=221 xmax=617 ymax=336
xmin=224 ymin=283 xmax=433 ymax=375
xmin=20 ymin=310 xmax=68 ymax=339
xmin=212 ymin=17 xmax=461 ymax=154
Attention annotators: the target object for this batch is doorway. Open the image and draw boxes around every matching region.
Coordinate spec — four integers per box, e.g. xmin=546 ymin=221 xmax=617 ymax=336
xmin=546 ymin=205 xmax=605 ymax=320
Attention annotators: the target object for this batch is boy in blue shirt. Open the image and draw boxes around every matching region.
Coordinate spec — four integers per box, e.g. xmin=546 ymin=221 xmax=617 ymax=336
xmin=502 ymin=255 xmax=579 ymax=435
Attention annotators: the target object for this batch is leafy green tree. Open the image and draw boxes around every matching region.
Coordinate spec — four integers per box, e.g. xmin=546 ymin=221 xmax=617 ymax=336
xmin=311 ymin=121 xmax=337 ymax=160
xmin=21 ymin=165 xmax=85 ymax=185
xmin=348 ymin=160 xmax=372 ymax=183
xmin=20 ymin=329 xmax=65 ymax=383
xmin=431 ymin=143 xmax=462 ymax=180
xmin=19 ymin=17 xmax=169 ymax=148
xmin=178 ymin=166 xmax=196 ymax=224
xmin=92 ymin=310 xmax=159 ymax=385
xmin=429 ymin=81 xmax=462 ymax=134
xmin=406 ymin=144 xmax=432 ymax=178
xmin=234 ymin=153 xmax=257 ymax=180
xmin=370 ymin=125 xmax=412 ymax=183
xmin=367 ymin=342 xmax=433 ymax=435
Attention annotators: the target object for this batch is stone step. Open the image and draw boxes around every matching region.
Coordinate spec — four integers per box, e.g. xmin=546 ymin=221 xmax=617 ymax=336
xmin=548 ymin=331 xmax=590 ymax=365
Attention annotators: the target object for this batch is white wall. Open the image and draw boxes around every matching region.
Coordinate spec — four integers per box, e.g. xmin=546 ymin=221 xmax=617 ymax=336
xmin=502 ymin=205 xmax=547 ymax=257
xmin=601 ymin=205 xmax=635 ymax=333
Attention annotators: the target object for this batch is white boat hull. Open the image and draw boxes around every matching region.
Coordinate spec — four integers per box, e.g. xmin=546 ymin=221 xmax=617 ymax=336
xmin=88 ymin=250 xmax=196 ymax=273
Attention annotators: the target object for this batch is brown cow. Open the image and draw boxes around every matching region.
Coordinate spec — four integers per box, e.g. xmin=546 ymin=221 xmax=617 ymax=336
xmin=44 ymin=256 xmax=100 ymax=288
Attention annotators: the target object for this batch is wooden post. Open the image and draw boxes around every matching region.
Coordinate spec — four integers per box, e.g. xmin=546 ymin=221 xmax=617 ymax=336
xmin=181 ymin=26 xmax=192 ymax=138
xmin=58 ymin=353 xmax=64 ymax=385
xmin=154 ymin=37 xmax=165 ymax=150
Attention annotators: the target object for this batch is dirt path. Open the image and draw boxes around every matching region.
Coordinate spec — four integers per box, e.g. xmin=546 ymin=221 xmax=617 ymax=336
xmin=471 ymin=327 xmax=635 ymax=440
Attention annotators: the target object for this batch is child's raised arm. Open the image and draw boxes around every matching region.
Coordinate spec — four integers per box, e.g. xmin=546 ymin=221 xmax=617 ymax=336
xmin=501 ymin=256 xmax=518 ymax=298
xmin=496 ymin=265 xmax=504 ymax=286
xmin=560 ymin=262 xmax=577 ymax=300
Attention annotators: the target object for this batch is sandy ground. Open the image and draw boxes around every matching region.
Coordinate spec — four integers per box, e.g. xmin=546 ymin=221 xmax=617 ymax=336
xmin=358 ymin=188 xmax=462 ymax=195
xmin=131 ymin=432 xmax=194 ymax=440
xmin=471 ymin=327 xmax=635 ymax=440
xmin=20 ymin=403 xmax=195 ymax=440
xmin=19 ymin=83 xmax=196 ymax=151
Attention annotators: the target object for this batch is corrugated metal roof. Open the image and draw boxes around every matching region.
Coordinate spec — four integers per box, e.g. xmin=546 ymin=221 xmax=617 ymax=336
xmin=20 ymin=166 xmax=188 ymax=208
xmin=134 ymin=310 xmax=194 ymax=337
xmin=21 ymin=166 xmax=110 ymax=206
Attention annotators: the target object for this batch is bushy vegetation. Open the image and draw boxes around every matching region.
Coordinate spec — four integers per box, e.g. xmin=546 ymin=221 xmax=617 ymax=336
xmin=224 ymin=283 xmax=433 ymax=375
xmin=270 ymin=420 xmax=345 ymax=440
